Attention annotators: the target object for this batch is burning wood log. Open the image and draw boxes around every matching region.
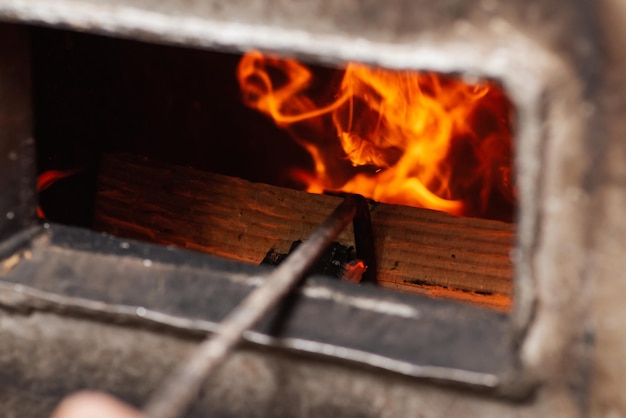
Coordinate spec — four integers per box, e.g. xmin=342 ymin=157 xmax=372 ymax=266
xmin=94 ymin=153 xmax=514 ymax=311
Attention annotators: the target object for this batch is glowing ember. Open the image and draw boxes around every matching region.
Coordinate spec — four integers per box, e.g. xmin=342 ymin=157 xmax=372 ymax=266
xmin=237 ymin=51 xmax=515 ymax=220
xmin=342 ymin=260 xmax=367 ymax=283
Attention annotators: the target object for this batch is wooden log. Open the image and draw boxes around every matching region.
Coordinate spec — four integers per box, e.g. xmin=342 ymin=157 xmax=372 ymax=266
xmin=94 ymin=153 xmax=514 ymax=311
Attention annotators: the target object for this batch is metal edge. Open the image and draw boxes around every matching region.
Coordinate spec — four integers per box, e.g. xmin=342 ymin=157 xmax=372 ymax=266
xmin=0 ymin=281 xmax=500 ymax=390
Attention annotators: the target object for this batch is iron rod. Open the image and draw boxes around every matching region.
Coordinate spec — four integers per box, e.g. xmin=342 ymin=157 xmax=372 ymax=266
xmin=142 ymin=196 xmax=358 ymax=418
xmin=352 ymin=195 xmax=377 ymax=284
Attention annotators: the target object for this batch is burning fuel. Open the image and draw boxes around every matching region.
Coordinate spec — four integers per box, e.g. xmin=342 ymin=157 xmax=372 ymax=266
xmin=237 ymin=51 xmax=515 ymax=221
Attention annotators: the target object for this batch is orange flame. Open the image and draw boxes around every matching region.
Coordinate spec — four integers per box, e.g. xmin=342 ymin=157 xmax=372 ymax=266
xmin=237 ymin=51 xmax=514 ymax=219
xmin=37 ymin=168 xmax=83 ymax=219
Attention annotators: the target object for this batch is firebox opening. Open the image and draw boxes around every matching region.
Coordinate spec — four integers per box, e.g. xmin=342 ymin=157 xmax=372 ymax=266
xmin=32 ymin=27 xmax=516 ymax=311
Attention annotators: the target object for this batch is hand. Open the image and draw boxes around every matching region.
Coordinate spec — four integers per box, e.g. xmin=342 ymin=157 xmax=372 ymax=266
xmin=51 ymin=392 xmax=144 ymax=418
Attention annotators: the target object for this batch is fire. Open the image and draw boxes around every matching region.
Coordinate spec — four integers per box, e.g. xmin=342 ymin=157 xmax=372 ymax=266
xmin=237 ymin=51 xmax=514 ymax=219
xmin=37 ymin=168 xmax=83 ymax=218
xmin=342 ymin=260 xmax=367 ymax=283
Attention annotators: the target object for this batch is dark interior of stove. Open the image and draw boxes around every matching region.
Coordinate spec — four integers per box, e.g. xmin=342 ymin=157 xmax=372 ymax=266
xmin=33 ymin=27 xmax=322 ymax=227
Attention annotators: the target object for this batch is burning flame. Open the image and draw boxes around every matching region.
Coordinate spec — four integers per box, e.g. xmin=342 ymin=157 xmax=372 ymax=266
xmin=237 ymin=51 xmax=514 ymax=219
xmin=37 ymin=168 xmax=83 ymax=218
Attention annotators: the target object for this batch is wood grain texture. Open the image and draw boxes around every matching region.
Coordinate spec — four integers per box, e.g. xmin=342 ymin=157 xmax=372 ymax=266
xmin=94 ymin=154 xmax=514 ymax=311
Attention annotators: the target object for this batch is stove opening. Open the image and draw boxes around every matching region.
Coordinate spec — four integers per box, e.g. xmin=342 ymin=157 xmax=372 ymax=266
xmin=33 ymin=27 xmax=516 ymax=311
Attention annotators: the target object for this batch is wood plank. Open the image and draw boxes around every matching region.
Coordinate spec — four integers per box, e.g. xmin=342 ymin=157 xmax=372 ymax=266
xmin=94 ymin=153 xmax=514 ymax=311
